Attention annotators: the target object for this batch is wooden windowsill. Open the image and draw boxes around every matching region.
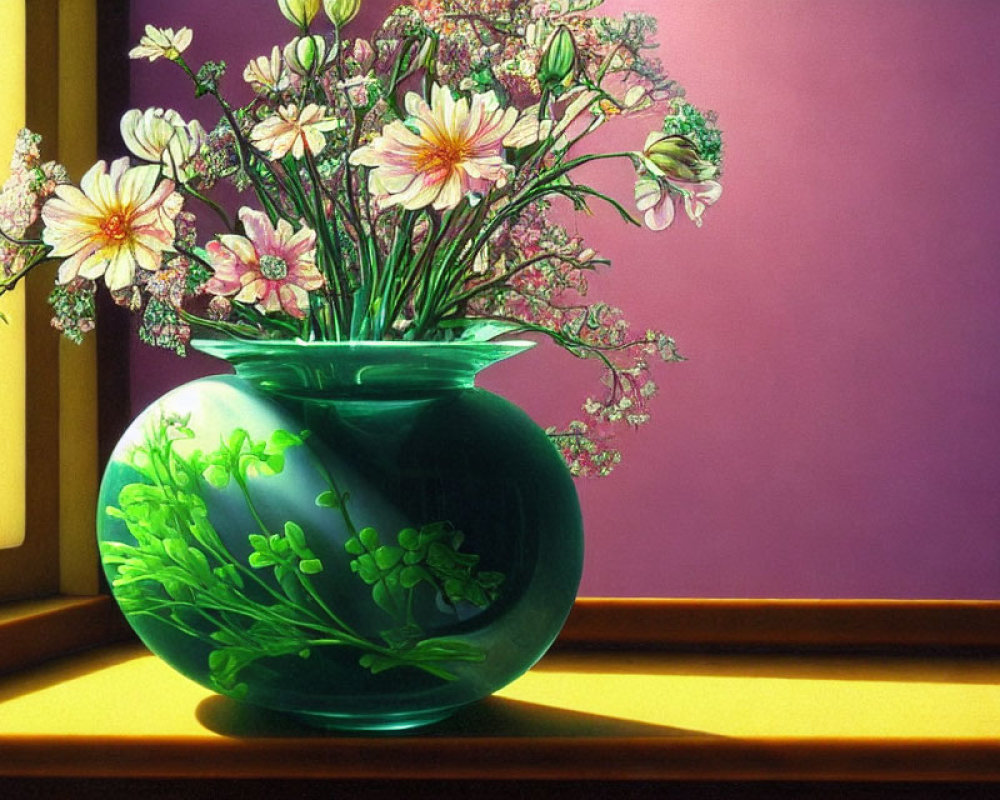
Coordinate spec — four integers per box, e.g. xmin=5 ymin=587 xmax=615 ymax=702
xmin=0 ymin=638 xmax=998 ymax=787
xmin=1 ymin=597 xmax=998 ymax=794
xmin=0 ymin=594 xmax=131 ymax=676
xmin=561 ymin=597 xmax=1000 ymax=649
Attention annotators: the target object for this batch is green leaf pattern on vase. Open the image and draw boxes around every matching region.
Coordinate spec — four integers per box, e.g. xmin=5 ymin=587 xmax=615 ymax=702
xmin=102 ymin=414 xmax=503 ymax=692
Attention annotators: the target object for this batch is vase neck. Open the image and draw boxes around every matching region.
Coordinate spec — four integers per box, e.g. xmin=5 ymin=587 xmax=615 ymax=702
xmin=191 ymin=339 xmax=535 ymax=399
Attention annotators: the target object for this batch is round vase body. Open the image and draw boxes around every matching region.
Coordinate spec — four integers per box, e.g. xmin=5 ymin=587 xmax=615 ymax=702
xmin=97 ymin=341 xmax=583 ymax=730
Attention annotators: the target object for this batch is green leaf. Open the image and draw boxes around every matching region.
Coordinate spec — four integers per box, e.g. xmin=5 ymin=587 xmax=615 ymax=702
xmin=353 ymin=554 xmax=379 ymax=583
xmin=397 ymin=527 xmax=419 ymax=549
xmin=213 ymin=563 xmax=244 ymax=589
xmin=237 ymin=453 xmax=260 ymax=481
xmin=400 ymin=565 xmax=431 ymax=589
xmin=248 ymin=533 xmax=269 ymax=551
xmin=379 ymin=624 xmax=422 ymax=650
xmin=359 ymin=526 xmax=379 ymax=550
xmin=371 ymin=582 xmax=395 ymax=616
xmin=373 ymin=545 xmax=404 ymax=570
xmin=164 ymin=580 xmax=193 ymax=602
xmin=248 ymin=552 xmax=274 ymax=568
xmin=344 ymin=536 xmax=364 ymax=555
xmin=455 ymin=319 xmax=526 ymax=342
xmin=227 ymin=682 xmax=249 ymax=700
xmin=208 ymin=649 xmax=229 ymax=671
xmin=463 ymin=582 xmax=488 ymax=607
xmin=163 ymin=537 xmax=189 ymax=565
xmin=118 ymin=483 xmax=168 ymax=507
xmin=261 ymin=453 xmax=284 ymax=474
xmin=284 ymin=521 xmax=308 ymax=556
xmin=426 ymin=541 xmax=455 ymax=569
xmin=210 ymin=630 xmax=243 ymax=646
xmin=444 ymin=578 xmax=464 ymax=600
xmin=299 ymin=558 xmax=323 ymax=575
xmin=271 ymin=535 xmax=291 ymax=555
xmin=315 ymin=490 xmax=339 ymax=509
xmin=269 ymin=429 xmax=304 ymax=451
xmin=203 ymin=464 xmax=230 ymax=489
xmin=275 ymin=564 xmax=303 ymax=601
xmin=228 ymin=428 xmax=248 ymax=454
xmin=188 ymin=508 xmax=223 ymax=552
xmin=187 ymin=547 xmax=213 ymax=583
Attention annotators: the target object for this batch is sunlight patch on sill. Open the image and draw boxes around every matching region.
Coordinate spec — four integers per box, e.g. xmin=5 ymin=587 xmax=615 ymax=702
xmin=0 ymin=596 xmax=99 ymax=625
xmin=494 ymin=665 xmax=1000 ymax=738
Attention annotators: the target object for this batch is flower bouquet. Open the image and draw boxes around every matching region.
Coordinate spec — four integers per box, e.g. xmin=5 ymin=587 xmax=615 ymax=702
xmin=0 ymin=0 xmax=725 ymax=729
xmin=0 ymin=0 xmax=722 ymax=477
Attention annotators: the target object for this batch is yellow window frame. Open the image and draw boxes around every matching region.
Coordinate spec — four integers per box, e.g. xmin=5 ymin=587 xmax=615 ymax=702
xmin=0 ymin=1 xmax=27 ymax=554
xmin=0 ymin=0 xmax=100 ymax=603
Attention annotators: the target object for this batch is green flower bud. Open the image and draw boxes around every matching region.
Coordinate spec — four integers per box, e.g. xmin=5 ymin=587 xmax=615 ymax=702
xmin=277 ymin=0 xmax=321 ymax=30
xmin=414 ymin=33 xmax=439 ymax=74
xmin=642 ymin=133 xmax=718 ymax=183
xmin=283 ymin=34 xmax=331 ymax=76
xmin=323 ymin=0 xmax=361 ymax=28
xmin=538 ymin=25 xmax=577 ymax=92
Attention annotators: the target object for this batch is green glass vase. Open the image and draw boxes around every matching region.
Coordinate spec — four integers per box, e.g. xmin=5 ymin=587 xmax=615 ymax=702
xmin=97 ymin=339 xmax=583 ymax=731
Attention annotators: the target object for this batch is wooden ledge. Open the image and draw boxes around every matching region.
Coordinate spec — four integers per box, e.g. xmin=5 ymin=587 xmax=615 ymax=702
xmin=559 ymin=598 xmax=1000 ymax=650
xmin=2 ymin=596 xmax=998 ymax=680
xmin=1 ymin=600 xmax=999 ymax=787
xmin=0 ymin=595 xmax=131 ymax=676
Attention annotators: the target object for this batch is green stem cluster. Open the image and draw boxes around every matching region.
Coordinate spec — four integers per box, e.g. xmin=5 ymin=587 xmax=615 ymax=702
xmin=102 ymin=415 xmax=501 ymax=696
xmin=159 ymin=15 xmax=649 ymax=346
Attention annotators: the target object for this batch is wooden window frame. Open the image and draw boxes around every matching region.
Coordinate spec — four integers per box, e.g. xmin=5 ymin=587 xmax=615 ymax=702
xmin=0 ymin=0 xmax=29 ymax=556
xmin=0 ymin=0 xmax=131 ymax=668
xmin=0 ymin=0 xmax=102 ymax=601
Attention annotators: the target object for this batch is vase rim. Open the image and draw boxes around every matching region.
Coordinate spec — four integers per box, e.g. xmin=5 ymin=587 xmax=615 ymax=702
xmin=190 ymin=337 xmax=537 ymax=398
xmin=191 ymin=337 xmax=537 ymax=353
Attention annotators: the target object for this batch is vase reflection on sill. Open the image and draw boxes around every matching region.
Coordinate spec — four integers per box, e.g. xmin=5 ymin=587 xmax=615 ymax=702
xmin=97 ymin=339 xmax=583 ymax=731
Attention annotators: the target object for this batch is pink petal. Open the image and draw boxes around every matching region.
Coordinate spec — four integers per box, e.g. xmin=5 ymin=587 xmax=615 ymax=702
xmin=278 ymin=283 xmax=308 ymax=318
xmin=236 ymin=277 xmax=267 ymax=304
xmin=239 ymin=208 xmax=278 ymax=254
xmin=644 ymin=194 xmax=676 ymax=231
xmin=432 ymin=171 xmax=463 ymax=210
xmin=56 ymin=242 xmax=101 ymax=284
xmin=78 ymin=161 xmax=108 ymax=207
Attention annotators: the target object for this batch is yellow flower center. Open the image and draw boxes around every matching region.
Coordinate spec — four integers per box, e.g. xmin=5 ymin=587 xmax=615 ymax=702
xmin=416 ymin=134 xmax=471 ymax=176
xmin=101 ymin=211 xmax=131 ymax=244
xmin=599 ymin=99 xmax=621 ymax=117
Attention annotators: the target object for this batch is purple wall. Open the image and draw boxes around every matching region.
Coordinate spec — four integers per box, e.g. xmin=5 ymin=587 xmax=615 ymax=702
xmin=128 ymin=0 xmax=1000 ymax=599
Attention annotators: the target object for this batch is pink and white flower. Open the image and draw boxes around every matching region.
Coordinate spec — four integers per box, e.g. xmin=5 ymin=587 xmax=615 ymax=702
xmin=41 ymin=158 xmax=182 ymax=290
xmin=502 ymin=106 xmax=553 ymax=149
xmin=349 ymin=84 xmax=518 ymax=211
xmin=243 ymin=46 xmax=291 ymax=93
xmin=677 ymin=179 xmax=723 ymax=227
xmin=635 ymin=176 xmax=722 ymax=231
xmin=203 ymin=207 xmax=324 ymax=318
xmin=250 ymin=104 xmax=342 ymax=160
xmin=120 ymin=108 xmax=206 ymax=181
